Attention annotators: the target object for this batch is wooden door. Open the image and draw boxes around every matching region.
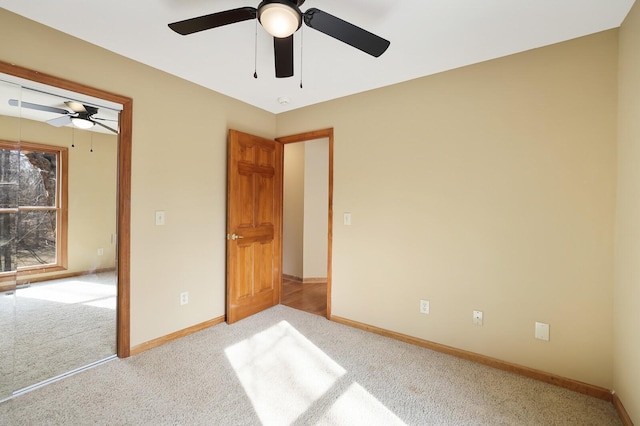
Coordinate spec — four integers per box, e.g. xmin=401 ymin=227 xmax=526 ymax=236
xmin=226 ymin=130 xmax=283 ymax=324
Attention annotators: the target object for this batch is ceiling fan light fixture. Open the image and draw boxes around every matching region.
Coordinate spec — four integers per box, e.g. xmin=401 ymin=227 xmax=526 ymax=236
xmin=258 ymin=1 xmax=301 ymax=38
xmin=71 ymin=117 xmax=94 ymax=129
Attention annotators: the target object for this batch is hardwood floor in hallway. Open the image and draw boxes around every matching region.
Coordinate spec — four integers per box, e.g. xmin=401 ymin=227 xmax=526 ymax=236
xmin=281 ymin=279 xmax=327 ymax=317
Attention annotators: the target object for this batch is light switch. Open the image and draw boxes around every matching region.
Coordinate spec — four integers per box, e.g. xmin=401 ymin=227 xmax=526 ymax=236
xmin=155 ymin=210 xmax=165 ymax=226
xmin=535 ymin=322 xmax=550 ymax=341
xmin=343 ymin=212 xmax=352 ymax=226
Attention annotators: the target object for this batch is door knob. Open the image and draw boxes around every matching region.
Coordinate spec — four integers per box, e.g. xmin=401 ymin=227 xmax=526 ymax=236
xmin=230 ymin=233 xmax=244 ymax=240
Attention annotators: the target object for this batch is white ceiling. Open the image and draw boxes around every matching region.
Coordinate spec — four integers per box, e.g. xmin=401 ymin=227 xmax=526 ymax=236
xmin=0 ymin=0 xmax=635 ymax=114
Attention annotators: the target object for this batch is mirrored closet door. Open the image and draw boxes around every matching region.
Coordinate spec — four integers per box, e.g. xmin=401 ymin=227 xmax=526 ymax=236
xmin=0 ymin=74 xmax=121 ymax=399
xmin=0 ymin=79 xmax=20 ymax=401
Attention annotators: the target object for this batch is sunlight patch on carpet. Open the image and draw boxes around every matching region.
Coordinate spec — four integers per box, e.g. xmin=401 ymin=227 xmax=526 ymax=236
xmin=17 ymin=281 xmax=115 ymax=309
xmin=320 ymin=382 xmax=406 ymax=425
xmin=225 ymin=320 xmax=405 ymax=425
xmin=225 ymin=320 xmax=345 ymax=425
xmin=83 ymin=297 xmax=116 ymax=310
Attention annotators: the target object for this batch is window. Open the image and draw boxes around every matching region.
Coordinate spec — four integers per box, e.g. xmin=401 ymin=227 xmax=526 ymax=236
xmin=0 ymin=141 xmax=68 ymax=276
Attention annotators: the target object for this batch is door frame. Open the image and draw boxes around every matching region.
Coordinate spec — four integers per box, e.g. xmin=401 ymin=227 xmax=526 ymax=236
xmin=0 ymin=60 xmax=132 ymax=357
xmin=276 ymin=128 xmax=333 ymax=319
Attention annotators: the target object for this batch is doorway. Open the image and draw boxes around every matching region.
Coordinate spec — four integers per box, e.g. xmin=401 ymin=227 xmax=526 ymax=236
xmin=277 ymin=129 xmax=333 ymax=319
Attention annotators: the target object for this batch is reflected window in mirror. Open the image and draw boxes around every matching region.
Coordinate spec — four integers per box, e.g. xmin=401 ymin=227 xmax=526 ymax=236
xmin=0 ymin=143 xmax=19 ymax=274
xmin=0 ymin=140 xmax=68 ymax=276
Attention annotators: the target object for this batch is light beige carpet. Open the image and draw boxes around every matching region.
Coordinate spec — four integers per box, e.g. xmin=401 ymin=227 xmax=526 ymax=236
xmin=0 ymin=305 xmax=621 ymax=425
xmin=1 ymin=272 xmax=116 ymax=397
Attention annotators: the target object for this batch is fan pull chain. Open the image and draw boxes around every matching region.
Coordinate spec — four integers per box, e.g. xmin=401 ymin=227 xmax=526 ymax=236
xmin=299 ymin=25 xmax=304 ymax=89
xmin=253 ymin=20 xmax=258 ymax=79
xmin=90 ymin=132 xmax=93 ymax=153
xmin=71 ymin=128 xmax=75 ymax=148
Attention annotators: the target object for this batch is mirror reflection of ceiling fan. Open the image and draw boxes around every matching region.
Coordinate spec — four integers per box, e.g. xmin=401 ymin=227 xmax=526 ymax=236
xmin=8 ymin=99 xmax=119 ymax=134
xmin=168 ymin=0 xmax=391 ymax=78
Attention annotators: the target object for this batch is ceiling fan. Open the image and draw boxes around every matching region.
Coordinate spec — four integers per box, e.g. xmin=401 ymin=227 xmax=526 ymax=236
xmin=168 ymin=0 xmax=391 ymax=78
xmin=8 ymin=99 xmax=119 ymax=134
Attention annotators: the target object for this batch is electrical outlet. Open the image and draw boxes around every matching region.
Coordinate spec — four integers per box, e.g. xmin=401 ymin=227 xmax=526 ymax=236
xmin=419 ymin=299 xmax=430 ymax=314
xmin=473 ymin=310 xmax=483 ymax=326
xmin=97 ymin=248 xmax=104 ymax=256
xmin=180 ymin=291 xmax=189 ymax=306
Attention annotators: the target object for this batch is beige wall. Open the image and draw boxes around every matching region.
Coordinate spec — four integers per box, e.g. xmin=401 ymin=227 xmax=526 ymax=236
xmin=303 ymin=138 xmax=329 ymax=280
xmin=0 ymin=117 xmax=117 ymax=275
xmin=0 ymin=9 xmax=276 ymax=346
xmin=615 ymin=1 xmax=640 ymax=422
xmin=277 ymin=31 xmax=618 ymax=388
xmin=282 ymin=139 xmax=329 ymax=281
xmin=67 ymin=129 xmax=118 ymax=272
xmin=283 ymin=143 xmax=305 ymax=278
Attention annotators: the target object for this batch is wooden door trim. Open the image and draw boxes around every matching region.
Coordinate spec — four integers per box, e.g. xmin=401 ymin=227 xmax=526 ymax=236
xmin=0 ymin=60 xmax=132 ymax=358
xmin=276 ymin=128 xmax=334 ymax=319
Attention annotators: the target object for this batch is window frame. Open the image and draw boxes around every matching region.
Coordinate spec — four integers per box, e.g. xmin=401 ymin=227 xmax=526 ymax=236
xmin=0 ymin=140 xmax=68 ymax=278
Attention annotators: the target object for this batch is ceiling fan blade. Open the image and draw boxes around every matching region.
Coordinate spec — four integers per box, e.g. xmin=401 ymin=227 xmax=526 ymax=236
xmin=93 ymin=120 xmax=119 ymax=134
xmin=274 ymin=35 xmax=294 ymax=78
xmin=169 ymin=7 xmax=257 ymax=35
xmin=9 ymin=99 xmax=69 ymax=115
xmin=47 ymin=115 xmax=72 ymax=127
xmin=303 ymin=8 xmax=390 ymax=57
xmin=65 ymin=101 xmax=87 ymax=113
